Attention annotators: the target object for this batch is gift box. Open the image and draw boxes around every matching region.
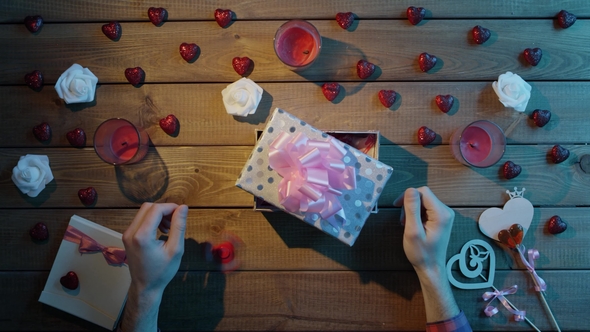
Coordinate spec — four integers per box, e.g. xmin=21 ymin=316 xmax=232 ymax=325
xmin=254 ymin=129 xmax=381 ymax=213
xmin=236 ymin=108 xmax=393 ymax=246
xmin=39 ymin=215 xmax=131 ymax=330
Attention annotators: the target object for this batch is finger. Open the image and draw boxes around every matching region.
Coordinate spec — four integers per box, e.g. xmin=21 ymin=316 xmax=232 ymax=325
xmin=416 ymin=186 xmax=443 ymax=212
xmin=416 ymin=186 xmax=454 ymax=231
xmin=125 ymin=202 xmax=153 ymax=236
xmin=135 ymin=203 xmax=180 ymax=239
xmin=158 ymin=216 xmax=172 ymax=233
xmin=392 ymin=191 xmax=406 ymax=207
xmin=394 ymin=190 xmax=408 ymax=225
xmin=158 ymin=222 xmax=170 ymax=234
xmin=402 ymin=188 xmax=426 ymax=239
xmin=165 ymin=205 xmax=188 ymax=253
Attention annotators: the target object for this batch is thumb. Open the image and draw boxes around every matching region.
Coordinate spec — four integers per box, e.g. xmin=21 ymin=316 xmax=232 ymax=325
xmin=403 ymin=188 xmax=425 ymax=239
xmin=166 ymin=205 xmax=188 ymax=253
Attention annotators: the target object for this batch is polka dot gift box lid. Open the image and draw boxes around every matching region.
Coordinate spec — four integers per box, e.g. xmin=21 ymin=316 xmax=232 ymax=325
xmin=236 ymin=108 xmax=393 ymax=246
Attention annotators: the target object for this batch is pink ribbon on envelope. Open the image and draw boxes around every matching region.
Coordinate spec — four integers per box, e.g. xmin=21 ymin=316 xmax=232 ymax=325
xmin=63 ymin=225 xmax=127 ymax=265
xmin=268 ymin=131 xmax=356 ymax=228
xmin=483 ymin=285 xmax=526 ymax=322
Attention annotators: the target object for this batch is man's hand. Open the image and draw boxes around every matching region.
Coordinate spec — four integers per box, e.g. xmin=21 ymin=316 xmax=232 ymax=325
xmin=120 ymin=203 xmax=188 ymax=332
xmin=394 ymin=187 xmax=459 ymax=323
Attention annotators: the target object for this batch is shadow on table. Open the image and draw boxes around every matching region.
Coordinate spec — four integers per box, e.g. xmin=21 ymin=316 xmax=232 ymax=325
xmin=262 ymin=145 xmax=428 ymax=300
xmin=159 ymin=238 xmax=226 ymax=331
xmin=115 ymin=147 xmax=169 ymax=203
xmin=292 ymin=37 xmax=380 ymax=97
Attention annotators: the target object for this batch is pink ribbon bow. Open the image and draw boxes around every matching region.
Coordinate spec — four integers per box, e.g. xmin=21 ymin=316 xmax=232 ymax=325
xmin=516 ymin=244 xmax=547 ymax=292
xmin=483 ymin=285 xmax=526 ymax=322
xmin=63 ymin=225 xmax=127 ymax=265
xmin=268 ymin=131 xmax=356 ymax=228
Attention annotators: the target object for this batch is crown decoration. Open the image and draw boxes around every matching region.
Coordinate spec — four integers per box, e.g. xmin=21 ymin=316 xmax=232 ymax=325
xmin=506 ymin=187 xmax=525 ymax=200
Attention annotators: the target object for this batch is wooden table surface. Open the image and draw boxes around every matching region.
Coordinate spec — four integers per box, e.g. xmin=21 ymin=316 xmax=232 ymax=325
xmin=1 ymin=1 xmax=589 ymax=331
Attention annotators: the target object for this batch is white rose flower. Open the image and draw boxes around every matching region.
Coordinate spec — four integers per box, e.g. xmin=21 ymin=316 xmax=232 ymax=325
xmin=221 ymin=77 xmax=263 ymax=117
xmin=492 ymin=72 xmax=531 ymax=112
xmin=54 ymin=63 xmax=98 ymax=104
xmin=11 ymin=154 xmax=54 ymax=197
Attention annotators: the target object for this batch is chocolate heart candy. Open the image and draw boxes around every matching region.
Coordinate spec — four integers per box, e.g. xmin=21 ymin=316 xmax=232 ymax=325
xmin=498 ymin=229 xmax=517 ymax=249
xmin=509 ymin=223 xmax=524 ymax=245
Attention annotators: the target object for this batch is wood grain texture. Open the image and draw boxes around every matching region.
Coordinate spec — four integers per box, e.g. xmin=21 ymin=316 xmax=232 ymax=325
xmin=1 ymin=145 xmax=589 ymax=208
xmin=0 ymin=270 xmax=587 ymax=331
xmin=1 ymin=208 xmax=587 ymax=271
xmin=1 ymin=0 xmax=588 ymax=22
xmin=1 ymin=82 xmax=588 ymax=148
xmin=1 ymin=20 xmax=589 ymax=84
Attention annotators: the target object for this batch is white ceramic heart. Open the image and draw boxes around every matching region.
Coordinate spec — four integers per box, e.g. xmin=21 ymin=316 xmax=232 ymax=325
xmin=478 ymin=197 xmax=533 ymax=242
xmin=447 ymin=239 xmax=496 ymax=290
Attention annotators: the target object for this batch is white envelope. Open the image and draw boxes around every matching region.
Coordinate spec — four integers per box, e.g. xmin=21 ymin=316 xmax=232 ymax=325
xmin=39 ymin=215 xmax=131 ymax=330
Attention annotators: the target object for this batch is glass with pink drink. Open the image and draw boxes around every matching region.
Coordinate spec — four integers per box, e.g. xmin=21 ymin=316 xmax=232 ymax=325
xmin=274 ymin=20 xmax=322 ymax=70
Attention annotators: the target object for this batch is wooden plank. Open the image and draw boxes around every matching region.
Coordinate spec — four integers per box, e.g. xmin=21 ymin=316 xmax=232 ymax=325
xmin=1 ymin=81 xmax=589 ymax=148
xmin=0 ymin=270 xmax=586 ymax=331
xmin=1 ymin=208 xmax=587 ymax=271
xmin=1 ymin=20 xmax=589 ymax=84
xmin=1 ymin=145 xmax=590 ymax=208
xmin=1 ymin=0 xmax=589 ymax=22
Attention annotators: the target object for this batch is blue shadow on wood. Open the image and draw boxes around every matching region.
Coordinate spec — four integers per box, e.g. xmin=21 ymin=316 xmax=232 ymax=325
xmin=158 ymin=238 xmax=226 ymax=331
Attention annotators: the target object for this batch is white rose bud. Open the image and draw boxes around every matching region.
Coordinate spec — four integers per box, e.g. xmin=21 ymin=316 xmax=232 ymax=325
xmin=221 ymin=77 xmax=263 ymax=117
xmin=54 ymin=63 xmax=98 ymax=104
xmin=11 ymin=154 xmax=54 ymax=197
xmin=492 ymin=72 xmax=531 ymax=112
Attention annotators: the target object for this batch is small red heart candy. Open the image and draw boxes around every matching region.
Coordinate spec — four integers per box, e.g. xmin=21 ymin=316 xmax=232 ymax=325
xmin=125 ymin=67 xmax=145 ymax=86
xmin=418 ymin=52 xmax=437 ymax=72
xmin=417 ymin=126 xmax=436 ymax=146
xmin=232 ymin=57 xmax=252 ymax=76
xmin=321 ymin=83 xmax=341 ymax=102
xmin=336 ymin=12 xmax=354 ymax=29
xmin=550 ymin=145 xmax=570 ymax=164
xmin=508 ymin=224 xmax=524 ymax=245
xmin=60 ymin=271 xmax=79 ymax=290
xmin=101 ymin=21 xmax=122 ymax=40
xmin=524 ymin=48 xmax=542 ymax=66
xmin=29 ymin=222 xmax=49 ymax=241
xmin=25 ymin=70 xmax=44 ymax=90
xmin=547 ymin=215 xmax=567 ymax=234
xmin=435 ymin=94 xmax=454 ymax=113
xmin=214 ymin=8 xmax=233 ymax=28
xmin=24 ymin=15 xmax=43 ymax=33
xmin=78 ymin=187 xmax=97 ymax=206
xmin=213 ymin=242 xmax=235 ymax=264
xmin=406 ymin=6 xmax=425 ymax=25
xmin=472 ymin=25 xmax=491 ymax=44
xmin=532 ymin=109 xmax=551 ymax=127
xmin=66 ymin=128 xmax=86 ymax=147
xmin=33 ymin=122 xmax=51 ymax=142
xmin=502 ymin=161 xmax=521 ymax=179
xmin=356 ymin=60 xmax=375 ymax=79
xmin=378 ymin=90 xmax=397 ymax=108
xmin=556 ymin=10 xmax=576 ymax=29
xmin=498 ymin=229 xmax=517 ymax=249
xmin=159 ymin=114 xmax=179 ymax=135
xmin=148 ymin=7 xmax=167 ymax=26
xmin=179 ymin=43 xmax=199 ymax=62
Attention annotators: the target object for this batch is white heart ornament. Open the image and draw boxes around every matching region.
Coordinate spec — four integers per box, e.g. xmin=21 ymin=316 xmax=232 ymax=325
xmin=479 ymin=197 xmax=533 ymax=242
xmin=446 ymin=239 xmax=496 ymax=290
